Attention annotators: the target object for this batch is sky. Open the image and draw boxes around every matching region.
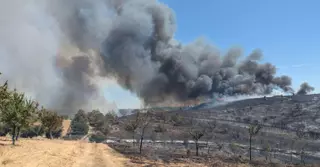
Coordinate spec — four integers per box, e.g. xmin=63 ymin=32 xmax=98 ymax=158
xmin=104 ymin=0 xmax=320 ymax=109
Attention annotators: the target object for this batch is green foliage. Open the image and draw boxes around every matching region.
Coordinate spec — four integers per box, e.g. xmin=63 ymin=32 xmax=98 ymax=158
xmin=105 ymin=112 xmax=118 ymax=125
xmin=39 ymin=109 xmax=63 ymax=139
xmin=61 ymin=115 xmax=69 ymax=120
xmin=87 ymin=110 xmax=104 ymax=128
xmin=89 ymin=132 xmax=107 ymax=143
xmin=0 ymin=87 xmax=38 ymax=144
xmin=0 ymin=123 xmax=10 ymax=136
xmin=99 ymin=123 xmax=110 ymax=136
xmin=45 ymin=128 xmax=62 ymax=139
xmin=70 ymin=109 xmax=89 ymax=135
xmin=20 ymin=125 xmax=44 ymax=138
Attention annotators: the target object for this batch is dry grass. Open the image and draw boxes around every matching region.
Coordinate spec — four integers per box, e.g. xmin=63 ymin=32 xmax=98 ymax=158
xmin=1 ymin=137 xmax=316 ymax=167
xmin=62 ymin=119 xmax=71 ymax=136
xmin=0 ymin=137 xmax=128 ymax=167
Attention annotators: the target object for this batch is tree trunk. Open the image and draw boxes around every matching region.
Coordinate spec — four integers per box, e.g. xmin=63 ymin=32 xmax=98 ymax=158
xmin=15 ymin=126 xmax=20 ymax=141
xmin=49 ymin=130 xmax=53 ymax=139
xmin=206 ymin=140 xmax=210 ymax=155
xmin=249 ymin=135 xmax=252 ymax=161
xmin=12 ymin=125 xmax=16 ymax=145
xmin=132 ymin=133 xmax=135 ymax=146
xmin=139 ymin=136 xmax=144 ymax=154
xmin=195 ymin=139 xmax=199 ymax=156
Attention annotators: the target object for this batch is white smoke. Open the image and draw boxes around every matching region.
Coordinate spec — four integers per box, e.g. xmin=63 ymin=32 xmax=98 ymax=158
xmin=0 ymin=0 xmax=117 ymax=114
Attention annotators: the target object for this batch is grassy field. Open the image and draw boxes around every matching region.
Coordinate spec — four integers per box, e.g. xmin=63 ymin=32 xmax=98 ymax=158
xmin=0 ymin=137 xmax=252 ymax=167
xmin=0 ymin=137 xmax=128 ymax=167
xmin=1 ymin=137 xmax=317 ymax=167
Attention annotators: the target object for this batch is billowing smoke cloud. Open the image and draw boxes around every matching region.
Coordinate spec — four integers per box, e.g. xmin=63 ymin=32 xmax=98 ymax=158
xmin=99 ymin=0 xmax=295 ymax=105
xmin=0 ymin=0 xmax=116 ymax=114
xmin=0 ymin=0 xmax=313 ymax=112
xmin=297 ymin=82 xmax=314 ymax=95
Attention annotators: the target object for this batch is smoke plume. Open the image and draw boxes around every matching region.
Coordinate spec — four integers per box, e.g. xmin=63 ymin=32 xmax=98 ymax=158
xmin=0 ymin=0 xmax=312 ymax=113
xmin=297 ymin=82 xmax=314 ymax=95
xmin=99 ymin=0 xmax=295 ymax=105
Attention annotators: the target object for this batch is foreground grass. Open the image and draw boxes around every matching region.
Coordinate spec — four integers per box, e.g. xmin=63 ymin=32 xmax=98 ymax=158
xmin=0 ymin=137 xmax=316 ymax=167
xmin=0 ymin=137 xmax=128 ymax=167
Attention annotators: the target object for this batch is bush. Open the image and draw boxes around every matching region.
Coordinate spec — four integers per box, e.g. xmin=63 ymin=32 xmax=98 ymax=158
xmin=70 ymin=121 xmax=89 ymax=135
xmin=89 ymin=132 xmax=107 ymax=143
xmin=20 ymin=125 xmax=44 ymax=138
xmin=45 ymin=128 xmax=62 ymax=139
xmin=0 ymin=123 xmax=10 ymax=136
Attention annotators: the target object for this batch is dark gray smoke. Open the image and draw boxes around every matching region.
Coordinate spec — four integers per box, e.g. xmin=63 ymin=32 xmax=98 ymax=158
xmin=99 ymin=0 xmax=296 ymax=105
xmin=297 ymin=82 xmax=314 ymax=95
xmin=0 ymin=0 xmax=314 ymax=112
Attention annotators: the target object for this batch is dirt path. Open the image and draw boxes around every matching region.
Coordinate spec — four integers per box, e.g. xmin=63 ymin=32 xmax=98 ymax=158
xmin=0 ymin=137 xmax=128 ymax=167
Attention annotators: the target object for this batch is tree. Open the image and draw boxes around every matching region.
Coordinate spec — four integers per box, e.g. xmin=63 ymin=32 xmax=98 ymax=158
xmin=124 ymin=112 xmax=141 ymax=146
xmin=70 ymin=109 xmax=89 ymax=135
xmin=153 ymin=111 xmax=167 ymax=142
xmin=188 ymin=118 xmax=209 ymax=156
xmin=0 ymin=123 xmax=10 ymax=136
xmin=248 ymin=123 xmax=262 ymax=161
xmin=87 ymin=110 xmax=104 ymax=129
xmin=15 ymin=99 xmax=38 ymax=141
xmin=20 ymin=125 xmax=44 ymax=138
xmin=39 ymin=109 xmax=63 ymax=139
xmin=137 ymin=111 xmax=151 ymax=154
xmin=294 ymin=124 xmax=306 ymax=165
xmin=1 ymin=90 xmax=33 ymax=145
xmin=105 ymin=112 xmax=118 ymax=125
xmin=204 ymin=121 xmax=216 ymax=154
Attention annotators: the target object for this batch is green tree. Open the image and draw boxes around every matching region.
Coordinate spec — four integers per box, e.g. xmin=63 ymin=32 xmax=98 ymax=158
xmin=15 ymin=99 xmax=38 ymax=141
xmin=87 ymin=110 xmax=104 ymax=129
xmin=105 ymin=112 xmax=118 ymax=125
xmin=39 ymin=109 xmax=63 ymax=139
xmin=70 ymin=109 xmax=89 ymax=135
xmin=0 ymin=73 xmax=39 ymax=144
xmin=1 ymin=90 xmax=32 ymax=145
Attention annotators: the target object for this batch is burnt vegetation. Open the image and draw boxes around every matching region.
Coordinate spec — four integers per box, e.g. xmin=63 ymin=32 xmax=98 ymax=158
xmin=0 ymin=69 xmax=319 ymax=167
xmin=107 ymin=94 xmax=320 ymax=166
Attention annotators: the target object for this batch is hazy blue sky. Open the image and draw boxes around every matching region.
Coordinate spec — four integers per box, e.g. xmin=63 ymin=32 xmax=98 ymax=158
xmin=104 ymin=0 xmax=320 ymax=109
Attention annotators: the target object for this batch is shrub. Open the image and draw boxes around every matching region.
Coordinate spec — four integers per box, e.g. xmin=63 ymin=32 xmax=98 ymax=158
xmin=45 ymin=128 xmax=62 ymax=139
xmin=0 ymin=123 xmax=10 ymax=136
xmin=70 ymin=121 xmax=89 ymax=135
xmin=89 ymin=132 xmax=107 ymax=143
xmin=20 ymin=125 xmax=44 ymax=138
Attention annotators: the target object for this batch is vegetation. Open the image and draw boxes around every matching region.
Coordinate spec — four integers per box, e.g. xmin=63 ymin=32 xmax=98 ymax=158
xmin=188 ymin=118 xmax=211 ymax=156
xmin=137 ymin=111 xmax=152 ymax=154
xmin=20 ymin=125 xmax=44 ymax=138
xmin=70 ymin=109 xmax=89 ymax=135
xmin=124 ymin=112 xmax=141 ymax=146
xmin=39 ymin=108 xmax=63 ymax=139
xmin=248 ymin=123 xmax=262 ymax=161
xmin=0 ymin=72 xmax=67 ymax=144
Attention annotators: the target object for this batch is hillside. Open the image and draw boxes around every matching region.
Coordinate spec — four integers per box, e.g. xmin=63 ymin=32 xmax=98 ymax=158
xmin=112 ymin=94 xmax=320 ymax=164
